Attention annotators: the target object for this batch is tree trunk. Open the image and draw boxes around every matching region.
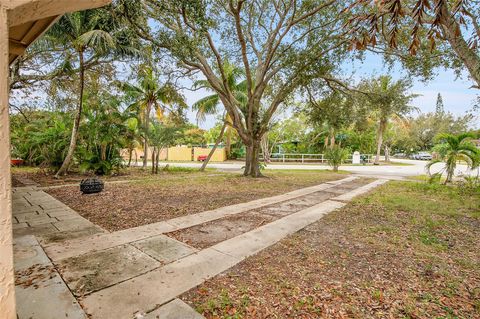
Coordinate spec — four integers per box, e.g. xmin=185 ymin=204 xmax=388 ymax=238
xmin=151 ymin=147 xmax=155 ymax=174
xmin=330 ymin=134 xmax=335 ymax=149
xmin=200 ymin=122 xmax=226 ymax=172
xmin=225 ymin=114 xmax=232 ymax=158
xmin=225 ymin=128 xmax=232 ymax=159
xmin=244 ymin=137 xmax=262 ymax=177
xmin=127 ymin=148 xmax=133 ymax=167
xmin=374 ymin=119 xmax=386 ymax=165
xmin=143 ymin=102 xmax=151 ymax=168
xmin=100 ymin=144 xmax=107 ymax=161
xmin=384 ymin=145 xmax=390 ymax=162
xmin=55 ymin=50 xmax=85 ymax=178
xmin=440 ymin=6 xmax=480 ymax=89
xmin=155 ymin=148 xmax=160 ymax=174
xmin=261 ymin=134 xmax=270 ymax=163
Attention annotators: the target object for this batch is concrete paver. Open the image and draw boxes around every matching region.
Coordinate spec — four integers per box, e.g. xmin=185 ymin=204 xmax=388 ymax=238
xmin=145 ymin=299 xmax=205 ymax=319
xmin=13 ymin=236 xmax=50 ymax=271
xmin=16 ymin=270 xmax=87 ymax=319
xmin=14 ymin=235 xmax=87 ymax=319
xmin=57 ymin=244 xmax=161 ymax=296
xmin=82 ymin=247 xmax=241 ymax=318
xmin=132 ymin=235 xmax=198 ymax=264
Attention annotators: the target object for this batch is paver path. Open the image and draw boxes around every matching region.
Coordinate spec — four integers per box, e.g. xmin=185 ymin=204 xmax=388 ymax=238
xmin=12 ymin=186 xmax=104 ymax=243
xmin=13 ymin=177 xmax=388 ymax=319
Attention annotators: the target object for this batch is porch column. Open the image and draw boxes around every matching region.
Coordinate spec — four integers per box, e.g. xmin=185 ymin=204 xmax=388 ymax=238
xmin=0 ymin=4 xmax=16 ymax=319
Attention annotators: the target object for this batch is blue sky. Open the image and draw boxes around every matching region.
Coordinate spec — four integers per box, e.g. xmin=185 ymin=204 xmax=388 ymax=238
xmin=348 ymin=53 xmax=479 ymax=115
xmin=183 ymin=52 xmax=479 ymax=130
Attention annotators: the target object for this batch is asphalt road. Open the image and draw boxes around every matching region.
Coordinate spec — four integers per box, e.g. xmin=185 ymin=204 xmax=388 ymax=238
xmin=152 ymin=158 xmax=479 ymax=179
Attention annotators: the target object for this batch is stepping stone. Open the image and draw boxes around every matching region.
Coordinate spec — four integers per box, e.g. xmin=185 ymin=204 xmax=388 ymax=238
xmin=13 ymin=223 xmax=58 ymax=237
xmin=14 ymin=236 xmax=87 ymax=319
xmin=145 ymin=299 xmax=204 ymax=319
xmin=14 ymin=235 xmax=50 ymax=271
xmin=82 ymin=248 xmax=240 ymax=318
xmin=16 ymin=267 xmax=87 ymax=319
xmin=15 ymin=211 xmax=42 ymax=222
xmin=39 ymin=226 xmax=104 ymax=245
xmin=27 ymin=216 xmax=58 ymax=226
xmin=13 ymin=222 xmax=28 ymax=230
xmin=56 ymin=244 xmax=161 ymax=296
xmin=132 ymin=235 xmax=197 ymax=264
xmin=53 ymin=218 xmax=94 ymax=232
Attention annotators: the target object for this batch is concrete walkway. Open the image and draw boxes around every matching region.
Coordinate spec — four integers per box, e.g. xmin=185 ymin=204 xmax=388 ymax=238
xmin=12 ymin=187 xmax=104 ymax=243
xmin=13 ymin=176 xmax=388 ymax=319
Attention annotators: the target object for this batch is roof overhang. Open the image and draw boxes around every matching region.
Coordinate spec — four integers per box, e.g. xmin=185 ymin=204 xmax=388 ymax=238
xmin=5 ymin=0 xmax=111 ymax=65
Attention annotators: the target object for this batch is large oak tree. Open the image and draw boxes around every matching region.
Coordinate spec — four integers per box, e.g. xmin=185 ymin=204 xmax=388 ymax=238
xmin=123 ymin=0 xmax=355 ymax=176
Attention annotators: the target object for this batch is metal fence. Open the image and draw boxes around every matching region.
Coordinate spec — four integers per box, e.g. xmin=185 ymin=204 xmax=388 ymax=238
xmin=260 ymin=153 xmax=374 ymax=164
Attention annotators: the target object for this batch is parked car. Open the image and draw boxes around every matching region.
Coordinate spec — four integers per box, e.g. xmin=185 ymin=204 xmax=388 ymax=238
xmin=393 ymin=152 xmax=406 ymax=158
xmin=197 ymin=155 xmax=208 ymax=161
xmin=411 ymin=152 xmax=432 ymax=160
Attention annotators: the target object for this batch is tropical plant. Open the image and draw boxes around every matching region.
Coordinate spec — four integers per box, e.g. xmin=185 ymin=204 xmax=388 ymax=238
xmin=123 ymin=65 xmax=187 ymax=168
xmin=148 ymin=121 xmax=182 ymax=174
xmin=76 ymin=97 xmax=127 ymax=175
xmin=10 ymin=112 xmax=71 ymax=169
xmin=325 ymin=146 xmax=350 ymax=172
xmin=50 ymin=9 xmax=139 ymax=177
xmin=359 ymin=76 xmax=418 ymax=165
xmin=192 ymin=62 xmax=246 ymax=171
xmin=427 ymin=133 xmax=480 ymax=184
xmin=123 ymin=117 xmax=142 ymax=167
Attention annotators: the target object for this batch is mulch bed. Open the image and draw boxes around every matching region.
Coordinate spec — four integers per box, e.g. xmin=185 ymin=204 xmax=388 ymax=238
xmin=181 ymin=181 xmax=480 ymax=318
xmin=45 ymin=171 xmax=346 ymax=231
xmin=11 ymin=167 xmax=160 ymax=187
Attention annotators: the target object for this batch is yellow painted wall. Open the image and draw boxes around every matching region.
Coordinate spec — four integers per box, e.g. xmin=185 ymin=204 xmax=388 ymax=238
xmin=193 ymin=147 xmax=226 ymax=162
xmin=121 ymin=147 xmax=167 ymax=161
xmin=167 ymin=147 xmax=193 ymax=161
xmin=122 ymin=146 xmax=227 ymax=162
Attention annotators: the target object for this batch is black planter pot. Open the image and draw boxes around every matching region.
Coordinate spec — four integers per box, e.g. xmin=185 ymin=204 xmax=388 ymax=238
xmin=80 ymin=178 xmax=104 ymax=194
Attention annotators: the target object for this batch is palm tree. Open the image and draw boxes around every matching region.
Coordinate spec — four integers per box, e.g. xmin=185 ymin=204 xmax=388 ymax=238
xmin=192 ymin=63 xmax=246 ymax=171
xmin=360 ymin=76 xmax=417 ymax=165
xmin=123 ymin=66 xmax=186 ymax=168
xmin=52 ymin=9 xmax=138 ymax=177
xmin=427 ymin=133 xmax=480 ymax=184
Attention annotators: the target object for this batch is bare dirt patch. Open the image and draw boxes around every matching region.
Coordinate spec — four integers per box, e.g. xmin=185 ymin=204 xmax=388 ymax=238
xmin=45 ymin=170 xmax=347 ymax=231
xmin=181 ymin=181 xmax=480 ymax=318
xmin=168 ymin=212 xmax=276 ymax=249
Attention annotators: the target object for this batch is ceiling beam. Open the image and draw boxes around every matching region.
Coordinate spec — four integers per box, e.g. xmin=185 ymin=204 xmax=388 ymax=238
xmin=6 ymin=0 xmax=111 ymax=27
xmin=8 ymin=39 xmax=27 ymax=55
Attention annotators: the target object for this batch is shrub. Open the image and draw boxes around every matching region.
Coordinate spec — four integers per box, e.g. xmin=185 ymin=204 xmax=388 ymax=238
xmin=325 ymin=146 xmax=349 ymax=172
xmin=10 ymin=112 xmax=71 ymax=169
